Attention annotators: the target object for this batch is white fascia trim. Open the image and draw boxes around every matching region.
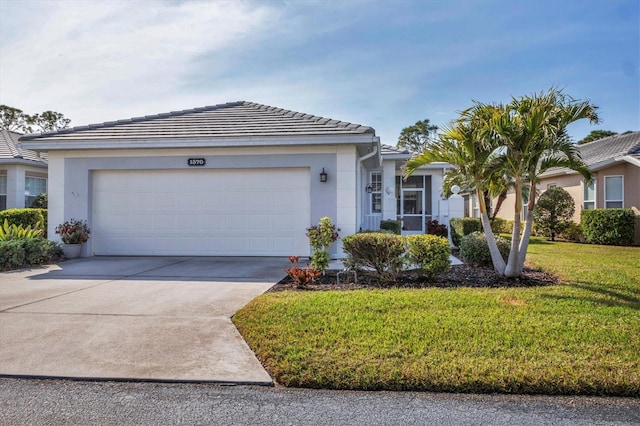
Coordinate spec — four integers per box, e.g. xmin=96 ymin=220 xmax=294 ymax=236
xmin=0 ymin=158 xmax=48 ymax=167
xmin=19 ymin=134 xmax=378 ymax=151
xmin=619 ymin=155 xmax=640 ymax=168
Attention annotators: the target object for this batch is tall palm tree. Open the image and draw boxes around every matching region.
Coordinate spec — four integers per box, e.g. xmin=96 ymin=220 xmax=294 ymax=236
xmin=491 ymin=88 xmax=598 ymax=277
xmin=405 ymin=103 xmax=507 ymax=274
xmin=442 ymin=164 xmax=515 ymax=219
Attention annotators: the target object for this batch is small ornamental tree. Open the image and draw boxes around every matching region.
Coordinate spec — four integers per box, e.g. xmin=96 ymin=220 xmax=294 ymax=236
xmin=533 ymin=187 xmax=575 ymax=241
xmin=306 ymin=217 xmax=340 ymax=273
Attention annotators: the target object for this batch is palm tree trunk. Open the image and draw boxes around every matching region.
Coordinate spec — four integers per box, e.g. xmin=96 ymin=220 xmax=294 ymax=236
xmin=517 ymin=198 xmax=537 ymax=275
xmin=504 ymin=180 xmax=522 ymax=278
xmin=478 ymin=188 xmax=506 ymax=275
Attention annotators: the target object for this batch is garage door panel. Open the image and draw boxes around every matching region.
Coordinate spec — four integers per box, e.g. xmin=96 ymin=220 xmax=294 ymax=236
xmin=92 ymin=168 xmax=310 ymax=256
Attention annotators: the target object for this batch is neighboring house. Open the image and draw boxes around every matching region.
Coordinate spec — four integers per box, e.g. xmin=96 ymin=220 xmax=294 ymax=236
xmin=0 ymin=129 xmax=48 ymax=211
xmin=20 ymin=101 xmax=452 ymax=257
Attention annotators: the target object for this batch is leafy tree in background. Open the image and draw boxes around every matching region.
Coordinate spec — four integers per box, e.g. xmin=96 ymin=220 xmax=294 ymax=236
xmin=397 ymin=118 xmax=438 ymax=152
xmin=0 ymin=105 xmax=30 ymax=132
xmin=533 ymin=187 xmax=575 ymax=241
xmin=577 ymin=130 xmax=617 ymax=145
xmin=30 ymin=111 xmax=71 ymax=133
xmin=0 ymin=105 xmax=71 ymax=133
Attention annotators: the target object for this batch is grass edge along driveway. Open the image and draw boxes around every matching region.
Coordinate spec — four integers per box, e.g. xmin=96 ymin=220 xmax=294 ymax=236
xmin=233 ymin=239 xmax=639 ymax=396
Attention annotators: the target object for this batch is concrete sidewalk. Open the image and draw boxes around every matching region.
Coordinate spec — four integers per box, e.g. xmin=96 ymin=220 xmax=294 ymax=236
xmin=0 ymin=257 xmax=288 ymax=384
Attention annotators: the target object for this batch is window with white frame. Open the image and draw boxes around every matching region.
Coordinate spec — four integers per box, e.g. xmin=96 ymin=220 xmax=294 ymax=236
xmin=370 ymin=171 xmax=382 ymax=214
xmin=25 ymin=176 xmax=47 ymax=207
xmin=583 ymin=179 xmax=596 ymax=210
xmin=0 ymin=174 xmax=7 ymax=210
xmin=604 ymin=176 xmax=623 ymax=208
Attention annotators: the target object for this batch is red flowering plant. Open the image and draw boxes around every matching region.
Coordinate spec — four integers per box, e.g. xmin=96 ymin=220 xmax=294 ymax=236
xmin=55 ymin=219 xmax=91 ymax=244
xmin=285 ymin=256 xmax=320 ymax=289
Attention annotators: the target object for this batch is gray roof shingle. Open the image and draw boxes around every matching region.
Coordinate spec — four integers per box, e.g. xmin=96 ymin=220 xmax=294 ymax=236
xmin=381 ymin=144 xmax=412 ymax=156
xmin=19 ymin=101 xmax=375 ymax=142
xmin=0 ymin=130 xmax=47 ymax=164
xmin=578 ymin=130 xmax=640 ymax=166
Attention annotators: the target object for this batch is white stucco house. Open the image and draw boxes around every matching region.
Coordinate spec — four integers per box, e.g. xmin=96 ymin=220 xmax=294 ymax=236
xmin=19 ymin=101 xmax=451 ymax=257
xmin=0 ymin=130 xmax=48 ymax=211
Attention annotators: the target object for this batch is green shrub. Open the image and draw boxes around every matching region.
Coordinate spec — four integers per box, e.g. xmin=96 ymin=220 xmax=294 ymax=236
xmin=380 ymin=219 xmax=402 ymax=235
xmin=459 ymin=231 xmax=510 ymax=267
xmin=0 ymin=219 xmax=44 ymax=241
xmin=342 ymin=233 xmax=405 ymax=282
xmin=23 ymin=238 xmax=60 ymax=265
xmin=489 ymin=217 xmax=509 ymax=234
xmin=0 ymin=238 xmax=61 ymax=271
xmin=31 ymin=193 xmax=48 ymax=208
xmin=0 ymin=239 xmax=26 ymax=270
xmin=306 ymin=217 xmax=339 ymax=273
xmin=450 ymin=218 xmax=482 ymax=247
xmin=406 ymin=234 xmax=451 ymax=279
xmin=533 ymin=187 xmax=575 ymax=241
xmin=556 ymin=221 xmax=584 ymax=242
xmin=0 ymin=208 xmax=45 ymax=230
xmin=359 ymin=229 xmax=396 ymax=235
xmin=581 ymin=209 xmax=635 ymax=246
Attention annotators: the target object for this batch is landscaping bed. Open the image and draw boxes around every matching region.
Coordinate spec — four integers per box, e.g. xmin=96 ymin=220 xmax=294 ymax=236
xmin=270 ymin=264 xmax=559 ymax=292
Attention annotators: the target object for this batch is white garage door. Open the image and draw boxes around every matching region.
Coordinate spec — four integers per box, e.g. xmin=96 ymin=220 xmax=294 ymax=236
xmin=92 ymin=168 xmax=311 ymax=256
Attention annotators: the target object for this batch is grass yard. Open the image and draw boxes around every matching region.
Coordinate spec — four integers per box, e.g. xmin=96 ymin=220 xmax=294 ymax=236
xmin=233 ymin=239 xmax=640 ymax=395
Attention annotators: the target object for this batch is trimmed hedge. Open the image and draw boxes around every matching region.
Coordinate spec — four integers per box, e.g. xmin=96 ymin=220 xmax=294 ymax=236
xmin=489 ymin=218 xmax=509 ymax=235
xmin=0 ymin=208 xmax=47 ymax=237
xmin=380 ymin=219 xmax=402 ymax=235
xmin=342 ymin=233 xmax=405 ymax=282
xmin=450 ymin=217 xmax=482 ymax=247
xmin=406 ymin=234 xmax=450 ymax=279
xmin=0 ymin=238 xmax=60 ymax=271
xmin=556 ymin=222 xmax=584 ymax=243
xmin=581 ymin=209 xmax=635 ymax=246
xmin=459 ymin=231 xmax=510 ymax=267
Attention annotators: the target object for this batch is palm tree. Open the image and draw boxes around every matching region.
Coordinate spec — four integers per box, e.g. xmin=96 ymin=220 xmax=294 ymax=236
xmin=404 ymin=103 xmax=507 ymax=274
xmin=491 ymin=88 xmax=598 ymax=277
xmin=441 ymin=164 xmax=515 ymax=220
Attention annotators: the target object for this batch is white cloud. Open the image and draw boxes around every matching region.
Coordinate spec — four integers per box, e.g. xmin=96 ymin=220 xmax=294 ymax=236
xmin=0 ymin=0 xmax=277 ymax=123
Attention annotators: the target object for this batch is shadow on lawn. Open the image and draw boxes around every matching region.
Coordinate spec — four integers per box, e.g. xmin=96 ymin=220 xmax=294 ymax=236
xmin=544 ymin=282 xmax=640 ymax=310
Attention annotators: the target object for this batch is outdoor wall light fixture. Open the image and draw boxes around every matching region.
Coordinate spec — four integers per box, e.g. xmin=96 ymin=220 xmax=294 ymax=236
xmin=366 ymin=184 xmax=373 ymax=193
xmin=320 ymin=168 xmax=328 ymax=183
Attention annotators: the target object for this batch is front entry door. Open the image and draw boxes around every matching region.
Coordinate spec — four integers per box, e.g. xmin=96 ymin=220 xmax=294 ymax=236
xmin=401 ymin=188 xmax=424 ymax=234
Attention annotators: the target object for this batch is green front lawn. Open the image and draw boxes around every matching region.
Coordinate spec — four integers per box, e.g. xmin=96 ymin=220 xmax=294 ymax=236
xmin=233 ymin=239 xmax=640 ymax=395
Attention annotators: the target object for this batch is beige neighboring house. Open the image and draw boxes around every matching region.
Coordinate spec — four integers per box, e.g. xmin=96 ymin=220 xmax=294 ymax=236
xmin=0 ymin=130 xmax=48 ymax=211
xmin=485 ymin=130 xmax=640 ymax=243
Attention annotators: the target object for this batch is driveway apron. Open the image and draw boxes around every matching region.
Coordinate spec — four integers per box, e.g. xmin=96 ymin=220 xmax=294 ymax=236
xmin=0 ymin=257 xmax=287 ymax=384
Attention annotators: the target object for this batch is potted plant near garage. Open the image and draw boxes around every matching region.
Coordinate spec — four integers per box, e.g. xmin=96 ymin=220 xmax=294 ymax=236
xmin=55 ymin=219 xmax=91 ymax=259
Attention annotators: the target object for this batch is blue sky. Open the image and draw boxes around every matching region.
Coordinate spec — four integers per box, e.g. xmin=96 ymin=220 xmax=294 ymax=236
xmin=1 ymin=0 xmax=638 ymax=144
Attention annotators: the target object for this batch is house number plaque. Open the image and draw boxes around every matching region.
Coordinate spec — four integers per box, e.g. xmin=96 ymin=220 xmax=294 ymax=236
xmin=187 ymin=158 xmax=206 ymax=166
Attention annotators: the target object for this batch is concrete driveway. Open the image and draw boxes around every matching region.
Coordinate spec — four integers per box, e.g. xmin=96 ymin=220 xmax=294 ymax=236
xmin=0 ymin=257 xmax=288 ymax=385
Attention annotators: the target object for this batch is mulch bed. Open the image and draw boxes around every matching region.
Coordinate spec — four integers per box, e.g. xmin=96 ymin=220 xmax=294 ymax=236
xmin=269 ymin=264 xmax=560 ymax=292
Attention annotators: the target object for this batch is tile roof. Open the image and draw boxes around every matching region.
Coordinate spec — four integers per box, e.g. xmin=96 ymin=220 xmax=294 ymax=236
xmin=0 ymin=130 xmax=47 ymax=164
xmin=19 ymin=101 xmax=375 ymax=142
xmin=577 ymin=130 xmax=640 ymax=165
xmin=381 ymin=144 xmax=412 ymax=156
